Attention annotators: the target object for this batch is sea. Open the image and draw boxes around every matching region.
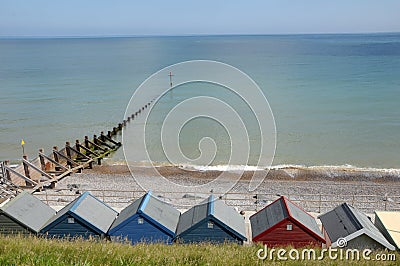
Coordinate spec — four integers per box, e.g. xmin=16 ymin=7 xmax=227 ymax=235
xmin=1 ymin=33 xmax=400 ymax=171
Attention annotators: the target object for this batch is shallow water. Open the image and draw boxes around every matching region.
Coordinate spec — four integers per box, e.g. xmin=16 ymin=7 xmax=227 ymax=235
xmin=1 ymin=34 xmax=400 ymax=169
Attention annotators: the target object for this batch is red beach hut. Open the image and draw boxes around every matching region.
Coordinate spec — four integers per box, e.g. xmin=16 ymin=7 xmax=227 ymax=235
xmin=250 ymin=196 xmax=325 ymax=247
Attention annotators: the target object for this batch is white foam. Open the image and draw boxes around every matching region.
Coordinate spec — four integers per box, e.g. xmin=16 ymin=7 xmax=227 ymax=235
xmin=269 ymin=164 xmax=400 ymax=175
xmin=107 ymin=160 xmax=400 ymax=175
xmin=180 ymin=164 xmax=264 ymax=172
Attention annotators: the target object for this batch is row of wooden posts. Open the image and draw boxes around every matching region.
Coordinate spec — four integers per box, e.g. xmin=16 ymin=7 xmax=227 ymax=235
xmin=0 ymin=100 xmax=154 ymax=197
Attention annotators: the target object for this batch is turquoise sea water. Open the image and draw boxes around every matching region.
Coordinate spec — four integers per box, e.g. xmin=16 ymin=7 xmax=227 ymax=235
xmin=0 ymin=34 xmax=400 ymax=168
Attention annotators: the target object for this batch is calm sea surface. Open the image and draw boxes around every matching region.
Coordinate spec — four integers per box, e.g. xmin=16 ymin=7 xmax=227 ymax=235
xmin=0 ymin=34 xmax=399 ymax=168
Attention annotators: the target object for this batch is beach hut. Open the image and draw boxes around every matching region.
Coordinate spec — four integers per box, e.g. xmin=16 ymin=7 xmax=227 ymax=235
xmin=108 ymin=191 xmax=180 ymax=244
xmin=374 ymin=211 xmax=400 ymax=250
xmin=0 ymin=192 xmax=56 ymax=235
xmin=175 ymin=195 xmax=247 ymax=244
xmin=319 ymin=203 xmax=395 ymax=250
xmin=40 ymin=192 xmax=117 ymax=239
xmin=250 ymin=196 xmax=325 ymax=248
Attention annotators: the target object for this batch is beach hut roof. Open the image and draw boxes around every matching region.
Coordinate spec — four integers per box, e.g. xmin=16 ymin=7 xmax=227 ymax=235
xmin=0 ymin=191 xmax=55 ymax=233
xmin=319 ymin=203 xmax=395 ymax=250
xmin=41 ymin=192 xmax=117 ymax=234
xmin=250 ymin=196 xmax=324 ymax=241
xmin=109 ymin=191 xmax=180 ymax=236
xmin=176 ymin=195 xmax=246 ymax=240
xmin=374 ymin=211 xmax=400 ymax=250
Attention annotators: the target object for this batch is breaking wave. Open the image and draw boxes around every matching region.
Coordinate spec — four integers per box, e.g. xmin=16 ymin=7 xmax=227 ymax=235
xmin=113 ymin=159 xmax=400 ymax=177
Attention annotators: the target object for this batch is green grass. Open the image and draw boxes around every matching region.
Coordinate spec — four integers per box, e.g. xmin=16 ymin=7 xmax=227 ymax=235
xmin=0 ymin=235 xmax=397 ymax=265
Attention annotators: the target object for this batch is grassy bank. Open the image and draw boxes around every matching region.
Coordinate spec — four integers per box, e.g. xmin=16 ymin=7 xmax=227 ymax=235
xmin=0 ymin=235 xmax=397 ymax=265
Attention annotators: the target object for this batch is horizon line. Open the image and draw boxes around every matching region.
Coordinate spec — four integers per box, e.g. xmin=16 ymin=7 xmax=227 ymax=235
xmin=1 ymin=31 xmax=399 ymax=39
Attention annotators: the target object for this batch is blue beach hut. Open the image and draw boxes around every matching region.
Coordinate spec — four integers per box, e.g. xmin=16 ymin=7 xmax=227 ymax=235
xmin=108 ymin=191 xmax=180 ymax=244
xmin=175 ymin=195 xmax=247 ymax=244
xmin=40 ymin=192 xmax=117 ymax=239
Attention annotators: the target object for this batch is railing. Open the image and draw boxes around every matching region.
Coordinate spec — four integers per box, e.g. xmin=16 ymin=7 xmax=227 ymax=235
xmin=33 ymin=188 xmax=400 ymax=214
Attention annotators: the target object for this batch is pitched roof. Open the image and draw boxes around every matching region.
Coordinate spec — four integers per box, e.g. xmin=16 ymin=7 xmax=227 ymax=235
xmin=250 ymin=196 xmax=324 ymax=241
xmin=212 ymin=199 xmax=246 ymax=239
xmin=374 ymin=211 xmax=400 ymax=250
xmin=319 ymin=203 xmax=395 ymax=250
xmin=109 ymin=194 xmax=144 ymax=231
xmin=285 ymin=199 xmax=323 ymax=240
xmin=109 ymin=191 xmax=180 ymax=235
xmin=318 ymin=203 xmax=360 ymax=242
xmin=41 ymin=192 xmax=117 ymax=234
xmin=0 ymin=191 xmax=56 ymax=233
xmin=176 ymin=197 xmax=209 ymax=235
xmin=176 ymin=195 xmax=246 ymax=240
xmin=250 ymin=197 xmax=288 ymax=237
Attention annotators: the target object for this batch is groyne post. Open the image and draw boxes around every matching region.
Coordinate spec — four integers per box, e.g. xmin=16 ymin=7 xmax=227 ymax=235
xmin=64 ymin=142 xmax=72 ymax=168
xmin=22 ymin=155 xmax=31 ymax=186
xmin=75 ymin=139 xmax=93 ymax=169
xmin=39 ymin=148 xmax=46 ymax=171
xmin=94 ymin=134 xmax=113 ymax=150
xmin=65 ymin=142 xmax=72 ymax=160
xmin=4 ymin=160 xmax=10 ymax=180
xmin=53 ymin=146 xmax=62 ymax=171
xmin=100 ymin=132 xmax=106 ymax=142
xmin=84 ymin=136 xmax=90 ymax=149
xmin=75 ymin=140 xmax=81 ymax=155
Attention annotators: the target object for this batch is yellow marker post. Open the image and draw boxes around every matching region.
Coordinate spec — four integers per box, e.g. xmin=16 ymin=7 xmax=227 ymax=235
xmin=21 ymin=139 xmax=25 ymax=156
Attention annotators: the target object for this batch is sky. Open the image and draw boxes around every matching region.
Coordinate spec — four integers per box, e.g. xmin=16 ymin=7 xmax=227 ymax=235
xmin=1 ymin=0 xmax=399 ymax=37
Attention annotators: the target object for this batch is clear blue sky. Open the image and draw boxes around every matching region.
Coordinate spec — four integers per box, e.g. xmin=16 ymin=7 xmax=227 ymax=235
xmin=1 ymin=0 xmax=399 ymax=37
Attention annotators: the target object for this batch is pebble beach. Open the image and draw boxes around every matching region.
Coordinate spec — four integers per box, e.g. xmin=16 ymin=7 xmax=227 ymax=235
xmin=34 ymin=163 xmax=400 ymax=215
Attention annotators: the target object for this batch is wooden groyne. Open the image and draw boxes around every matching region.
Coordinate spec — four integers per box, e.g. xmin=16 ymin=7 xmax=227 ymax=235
xmin=0 ymin=100 xmax=154 ymax=199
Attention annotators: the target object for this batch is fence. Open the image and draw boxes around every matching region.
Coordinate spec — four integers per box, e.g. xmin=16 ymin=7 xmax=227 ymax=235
xmin=34 ymin=188 xmax=400 ymax=214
